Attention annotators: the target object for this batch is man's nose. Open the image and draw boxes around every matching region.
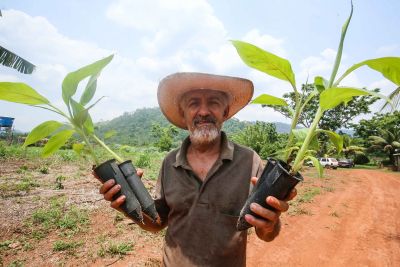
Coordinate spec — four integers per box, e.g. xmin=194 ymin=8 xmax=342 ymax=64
xmin=198 ymin=102 xmax=211 ymax=116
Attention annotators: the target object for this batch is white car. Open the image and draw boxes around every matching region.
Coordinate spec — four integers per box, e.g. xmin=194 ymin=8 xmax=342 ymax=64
xmin=319 ymin=158 xmax=339 ymax=169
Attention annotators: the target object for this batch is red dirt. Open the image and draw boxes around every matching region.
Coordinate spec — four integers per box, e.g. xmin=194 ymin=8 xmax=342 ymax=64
xmin=246 ymin=169 xmax=400 ymax=266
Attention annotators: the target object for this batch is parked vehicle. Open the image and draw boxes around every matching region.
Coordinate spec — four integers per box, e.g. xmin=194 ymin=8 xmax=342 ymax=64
xmin=305 ymin=158 xmax=339 ymax=169
xmin=338 ymin=158 xmax=355 ymax=168
xmin=319 ymin=158 xmax=339 ymax=169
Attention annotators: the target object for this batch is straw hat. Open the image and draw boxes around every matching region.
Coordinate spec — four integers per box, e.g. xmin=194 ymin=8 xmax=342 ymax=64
xmin=157 ymin=72 xmax=254 ymax=129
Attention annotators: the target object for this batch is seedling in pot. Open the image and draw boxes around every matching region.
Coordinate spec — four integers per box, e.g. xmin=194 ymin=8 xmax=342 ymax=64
xmin=0 ymin=55 xmax=158 ymax=223
xmin=232 ymin=2 xmax=398 ymax=230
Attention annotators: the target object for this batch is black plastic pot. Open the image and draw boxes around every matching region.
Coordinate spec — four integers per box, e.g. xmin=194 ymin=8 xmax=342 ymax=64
xmin=237 ymin=158 xmax=303 ymax=231
xmin=119 ymin=160 xmax=159 ymax=222
xmin=94 ymin=159 xmax=143 ymax=222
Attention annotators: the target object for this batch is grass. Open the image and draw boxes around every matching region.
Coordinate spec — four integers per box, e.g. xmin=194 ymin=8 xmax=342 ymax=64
xmin=28 ymin=195 xmax=89 ymax=239
xmin=53 ymin=240 xmax=83 ymax=252
xmin=98 ymin=242 xmax=134 ymax=257
xmin=298 ymin=187 xmax=321 ymax=203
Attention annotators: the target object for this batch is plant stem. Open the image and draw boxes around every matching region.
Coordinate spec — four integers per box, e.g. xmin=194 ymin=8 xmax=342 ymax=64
xmin=291 ymin=107 xmax=324 ymax=174
xmin=284 ymin=98 xmax=301 ymax=161
xmin=92 ymin=135 xmax=124 ymax=163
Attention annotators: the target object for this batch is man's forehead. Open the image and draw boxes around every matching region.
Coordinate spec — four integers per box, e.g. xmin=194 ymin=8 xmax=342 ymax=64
xmin=181 ymin=89 xmax=229 ymax=101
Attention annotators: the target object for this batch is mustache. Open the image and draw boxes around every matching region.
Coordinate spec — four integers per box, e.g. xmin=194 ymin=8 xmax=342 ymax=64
xmin=193 ymin=115 xmax=216 ymax=126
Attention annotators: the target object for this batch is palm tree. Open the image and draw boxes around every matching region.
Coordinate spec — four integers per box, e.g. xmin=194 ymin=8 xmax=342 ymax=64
xmin=380 ymin=87 xmax=400 ymax=112
xmin=0 ymin=10 xmax=36 ymax=74
xmin=369 ymin=129 xmax=400 ymax=165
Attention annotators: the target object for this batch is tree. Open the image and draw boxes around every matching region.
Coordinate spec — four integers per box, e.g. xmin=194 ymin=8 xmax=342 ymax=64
xmin=231 ymin=121 xmax=285 ymax=159
xmin=353 ymin=111 xmax=400 ymax=164
xmin=151 ymin=123 xmax=179 ymax=152
xmin=0 ymin=11 xmax=36 ymax=74
xmin=268 ymin=83 xmax=380 ymax=131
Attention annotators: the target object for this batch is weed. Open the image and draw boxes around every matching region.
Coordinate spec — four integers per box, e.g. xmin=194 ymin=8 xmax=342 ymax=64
xmin=114 ymin=213 xmax=125 ymax=224
xmin=106 ymin=242 xmax=134 ymax=256
xmin=55 ymin=175 xmax=66 ymax=190
xmin=16 ymin=176 xmax=39 ymax=192
xmin=38 ymin=165 xmax=49 ymax=174
xmin=0 ymin=240 xmax=12 ymax=251
xmin=136 ymin=153 xmax=151 ymax=168
xmin=28 ymin=196 xmax=89 ymax=239
xmin=324 ymin=186 xmax=335 ymax=192
xmin=289 ymin=207 xmax=312 ymax=216
xmin=16 ymin=165 xmax=29 ymax=174
xmin=8 ymin=260 xmax=24 ymax=267
xmin=53 ymin=240 xmax=83 ymax=252
xmin=330 ymin=211 xmax=340 ymax=218
xmin=298 ymin=188 xmax=321 ymax=203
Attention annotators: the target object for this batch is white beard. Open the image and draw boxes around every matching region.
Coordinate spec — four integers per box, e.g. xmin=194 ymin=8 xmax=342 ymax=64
xmin=189 ymin=124 xmax=220 ymax=146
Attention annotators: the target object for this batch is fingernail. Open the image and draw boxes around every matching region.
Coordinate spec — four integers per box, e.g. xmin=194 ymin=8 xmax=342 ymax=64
xmin=110 ymin=180 xmax=115 ymax=185
xmin=250 ymin=203 xmax=258 ymax=211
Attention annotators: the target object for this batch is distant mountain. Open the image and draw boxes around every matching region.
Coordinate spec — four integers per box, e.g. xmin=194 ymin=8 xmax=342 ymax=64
xmin=96 ymin=107 xmax=293 ymax=146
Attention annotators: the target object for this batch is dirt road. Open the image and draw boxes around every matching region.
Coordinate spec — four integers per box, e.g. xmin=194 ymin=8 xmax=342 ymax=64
xmin=247 ymin=169 xmax=400 ymax=266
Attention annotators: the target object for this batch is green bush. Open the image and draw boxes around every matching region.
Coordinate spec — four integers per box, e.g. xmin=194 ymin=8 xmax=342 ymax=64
xmin=136 ymin=153 xmax=151 ymax=168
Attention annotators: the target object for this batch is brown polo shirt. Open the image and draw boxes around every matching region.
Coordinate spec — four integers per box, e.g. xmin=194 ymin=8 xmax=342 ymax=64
xmin=154 ymin=132 xmax=263 ymax=267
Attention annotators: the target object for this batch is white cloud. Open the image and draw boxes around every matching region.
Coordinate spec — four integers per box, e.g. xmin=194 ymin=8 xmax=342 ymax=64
xmin=377 ymin=44 xmax=399 ymax=55
xmin=242 ymin=29 xmax=287 ymax=58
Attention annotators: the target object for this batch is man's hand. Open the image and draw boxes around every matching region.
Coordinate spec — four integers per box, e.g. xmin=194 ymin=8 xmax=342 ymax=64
xmin=244 ymin=176 xmax=297 ymax=242
xmin=93 ymin=168 xmax=144 ymax=212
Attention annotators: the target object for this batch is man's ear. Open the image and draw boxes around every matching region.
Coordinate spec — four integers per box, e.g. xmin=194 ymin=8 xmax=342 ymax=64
xmin=223 ymin=106 xmax=230 ymax=119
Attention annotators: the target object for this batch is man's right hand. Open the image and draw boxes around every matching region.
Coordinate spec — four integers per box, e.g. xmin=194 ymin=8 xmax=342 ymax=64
xmin=93 ymin=169 xmax=144 ymax=212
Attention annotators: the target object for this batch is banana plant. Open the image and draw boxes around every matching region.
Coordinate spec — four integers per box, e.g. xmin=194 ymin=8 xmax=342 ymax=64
xmin=0 ymin=55 xmax=159 ymax=222
xmin=231 ymin=2 xmax=398 ymax=177
xmin=0 ymin=55 xmax=121 ymax=165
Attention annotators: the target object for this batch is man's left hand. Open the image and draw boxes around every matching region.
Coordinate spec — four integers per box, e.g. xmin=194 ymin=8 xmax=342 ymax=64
xmin=244 ymin=176 xmax=297 ymax=242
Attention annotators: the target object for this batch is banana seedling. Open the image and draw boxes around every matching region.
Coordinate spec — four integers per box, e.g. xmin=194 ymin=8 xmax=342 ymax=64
xmin=232 ymin=2 xmax=398 ymax=230
xmin=0 ymin=55 xmax=158 ymax=223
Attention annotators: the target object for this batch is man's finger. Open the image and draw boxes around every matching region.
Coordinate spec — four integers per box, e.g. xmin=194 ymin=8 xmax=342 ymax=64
xmin=285 ymin=188 xmax=297 ymax=201
xmin=99 ymin=179 xmax=115 ymax=194
xmin=103 ymin=184 xmax=121 ymax=202
xmin=244 ymin=214 xmax=274 ymax=231
xmin=251 ymin=177 xmax=258 ymax=186
xmin=250 ymin=203 xmax=280 ymax=222
xmin=266 ymin=196 xmax=289 ymax=212
xmin=137 ymin=168 xmax=144 ymax=178
xmin=110 ymin=195 xmax=126 ymax=210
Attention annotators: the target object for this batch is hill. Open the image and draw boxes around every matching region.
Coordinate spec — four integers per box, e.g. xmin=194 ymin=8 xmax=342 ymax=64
xmin=96 ymin=107 xmax=292 ymax=146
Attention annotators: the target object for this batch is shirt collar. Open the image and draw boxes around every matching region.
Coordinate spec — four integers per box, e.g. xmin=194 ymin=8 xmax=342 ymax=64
xmin=173 ymin=131 xmax=234 ymax=168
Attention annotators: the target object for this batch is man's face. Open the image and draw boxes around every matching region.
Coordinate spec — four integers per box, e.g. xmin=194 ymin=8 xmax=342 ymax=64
xmin=180 ymin=89 xmax=229 ymax=145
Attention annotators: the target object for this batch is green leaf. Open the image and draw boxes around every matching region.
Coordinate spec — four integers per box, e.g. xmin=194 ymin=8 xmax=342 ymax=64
xmin=72 ymin=143 xmax=85 ymax=154
xmin=293 ymin=128 xmax=310 ymax=142
xmin=231 ymin=40 xmax=296 ymax=89
xmin=62 ymin=55 xmax=113 ymax=106
xmin=336 ymin=57 xmax=400 ymax=87
xmin=79 ymin=74 xmax=98 ymax=106
xmin=70 ymin=99 xmax=89 ymax=126
xmin=314 ymin=76 xmax=328 ymax=92
xmin=251 ymin=94 xmax=288 ymax=106
xmin=319 ymin=87 xmax=385 ymax=111
xmin=23 ymin=120 xmax=63 ymax=147
xmin=104 ymin=130 xmax=117 ymax=139
xmin=305 ymin=155 xmax=323 ymax=178
xmin=42 ymin=129 xmax=75 ymax=157
xmin=0 ymin=82 xmax=49 ymax=105
xmin=328 ymin=1 xmax=353 ymax=86
xmin=83 ymin=114 xmax=94 ymax=134
xmin=316 ymin=129 xmax=344 ymax=153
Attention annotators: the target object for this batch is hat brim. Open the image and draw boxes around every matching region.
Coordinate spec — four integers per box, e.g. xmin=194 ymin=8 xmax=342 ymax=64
xmin=157 ymin=72 xmax=254 ymax=129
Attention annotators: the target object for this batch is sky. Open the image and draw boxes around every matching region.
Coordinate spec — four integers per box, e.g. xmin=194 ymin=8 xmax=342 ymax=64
xmin=0 ymin=0 xmax=399 ymax=132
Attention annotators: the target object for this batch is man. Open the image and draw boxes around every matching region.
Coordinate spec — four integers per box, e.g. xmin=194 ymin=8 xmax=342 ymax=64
xmin=98 ymin=72 xmax=296 ymax=266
